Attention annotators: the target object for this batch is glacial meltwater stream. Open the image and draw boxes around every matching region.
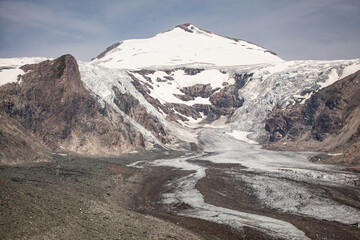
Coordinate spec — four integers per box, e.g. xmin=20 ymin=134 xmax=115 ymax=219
xmin=131 ymin=128 xmax=360 ymax=239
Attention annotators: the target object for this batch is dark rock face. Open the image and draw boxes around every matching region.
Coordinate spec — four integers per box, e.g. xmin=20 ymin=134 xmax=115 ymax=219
xmin=180 ymin=84 xmax=216 ymax=99
xmin=175 ymin=84 xmax=217 ymax=102
xmin=233 ymin=73 xmax=253 ymax=89
xmin=210 ymin=85 xmax=244 ymax=109
xmin=0 ymin=55 xmax=145 ymax=161
xmin=183 ymin=68 xmax=204 ymax=75
xmin=0 ymin=112 xmax=50 ymax=164
xmin=265 ymin=70 xmax=360 ymax=168
xmin=165 ymin=103 xmax=203 ymax=120
xmin=128 ymin=73 xmax=181 ymax=122
xmin=112 ymin=87 xmax=170 ymax=143
xmin=93 ymin=42 xmax=122 ymax=60
xmin=175 ymin=23 xmax=194 ymax=33
xmin=134 ymin=69 xmax=156 ymax=76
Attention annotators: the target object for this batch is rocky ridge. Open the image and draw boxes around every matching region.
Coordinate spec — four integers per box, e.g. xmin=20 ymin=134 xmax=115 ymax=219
xmin=0 ymin=55 xmax=147 ymax=162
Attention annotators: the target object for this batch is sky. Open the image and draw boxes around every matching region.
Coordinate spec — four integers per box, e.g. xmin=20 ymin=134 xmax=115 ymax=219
xmin=0 ymin=0 xmax=359 ymax=61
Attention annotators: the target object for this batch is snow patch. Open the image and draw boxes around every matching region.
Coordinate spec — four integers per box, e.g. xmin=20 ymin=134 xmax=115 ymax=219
xmin=340 ymin=63 xmax=360 ymax=79
xmin=172 ymin=69 xmax=229 ymax=89
xmin=319 ymin=68 xmax=339 ymax=88
xmin=0 ymin=68 xmax=24 ymax=86
xmin=226 ymin=130 xmax=258 ymax=144
xmin=0 ymin=57 xmax=48 ymax=86
xmin=202 ymin=116 xmax=228 ymax=129
xmin=328 ymin=153 xmax=343 ymax=156
xmin=0 ymin=57 xmax=48 ymax=66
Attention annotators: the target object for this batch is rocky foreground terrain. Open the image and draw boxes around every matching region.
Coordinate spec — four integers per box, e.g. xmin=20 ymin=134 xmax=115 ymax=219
xmin=1 ymin=24 xmax=360 ymax=239
xmin=1 ymin=145 xmax=359 ymax=239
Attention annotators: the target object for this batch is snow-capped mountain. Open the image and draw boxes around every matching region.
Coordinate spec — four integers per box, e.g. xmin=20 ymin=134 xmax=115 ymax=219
xmin=1 ymin=23 xmax=360 ymax=165
xmin=91 ymin=23 xmax=283 ymax=69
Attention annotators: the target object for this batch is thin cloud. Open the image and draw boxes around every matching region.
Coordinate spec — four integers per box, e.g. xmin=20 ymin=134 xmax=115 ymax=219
xmin=0 ymin=1 xmax=106 ymax=37
xmin=0 ymin=0 xmax=359 ymax=60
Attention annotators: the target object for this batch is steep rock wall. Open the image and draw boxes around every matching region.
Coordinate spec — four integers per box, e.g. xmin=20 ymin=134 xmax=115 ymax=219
xmin=0 ymin=55 xmax=145 ymax=162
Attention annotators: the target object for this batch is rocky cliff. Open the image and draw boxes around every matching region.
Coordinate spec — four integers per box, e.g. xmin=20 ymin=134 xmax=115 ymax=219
xmin=0 ymin=55 xmax=146 ymax=161
xmin=265 ymin=71 xmax=360 ymax=169
xmin=0 ymin=112 xmax=50 ymax=164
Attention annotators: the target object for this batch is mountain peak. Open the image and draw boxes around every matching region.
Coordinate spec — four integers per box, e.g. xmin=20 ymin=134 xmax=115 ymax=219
xmin=158 ymin=23 xmax=207 ymax=37
xmin=173 ymin=23 xmax=199 ymax=33
xmin=92 ymin=24 xmax=283 ymax=69
xmin=175 ymin=23 xmax=193 ymax=29
xmin=169 ymin=23 xmax=212 ymax=35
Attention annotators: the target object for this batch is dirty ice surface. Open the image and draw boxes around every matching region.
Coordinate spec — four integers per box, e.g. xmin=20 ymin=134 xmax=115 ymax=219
xmin=144 ymin=128 xmax=360 ymax=239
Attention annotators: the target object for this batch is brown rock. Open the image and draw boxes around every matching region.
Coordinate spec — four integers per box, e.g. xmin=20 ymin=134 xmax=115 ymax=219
xmin=180 ymin=84 xmax=216 ymax=98
xmin=183 ymin=68 xmax=204 ymax=75
xmin=0 ymin=55 xmax=146 ymax=162
xmin=0 ymin=112 xmax=50 ymax=164
xmin=210 ymin=85 xmax=244 ymax=109
xmin=265 ymin=70 xmax=360 ymax=168
xmin=112 ymin=87 xmax=171 ymax=144
xmin=93 ymin=42 xmax=122 ymax=60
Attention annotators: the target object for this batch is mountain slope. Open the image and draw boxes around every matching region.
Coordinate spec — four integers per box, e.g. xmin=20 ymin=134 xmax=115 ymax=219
xmin=228 ymin=60 xmax=360 ymax=139
xmin=81 ymin=55 xmax=360 ymax=150
xmin=0 ymin=112 xmax=50 ymax=164
xmin=0 ymin=55 xmax=147 ymax=159
xmin=91 ymin=23 xmax=283 ymax=69
xmin=265 ymin=70 xmax=360 ymax=169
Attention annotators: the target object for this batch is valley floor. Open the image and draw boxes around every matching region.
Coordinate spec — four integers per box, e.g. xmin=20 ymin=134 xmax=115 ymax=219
xmin=1 ymin=129 xmax=360 ymax=239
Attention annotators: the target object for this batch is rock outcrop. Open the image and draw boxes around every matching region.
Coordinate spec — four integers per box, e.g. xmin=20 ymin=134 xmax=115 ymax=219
xmin=0 ymin=55 xmax=146 ymax=162
xmin=265 ymin=71 xmax=360 ymax=169
xmin=0 ymin=112 xmax=50 ymax=164
xmin=112 ymin=87 xmax=170 ymax=143
xmin=179 ymin=84 xmax=217 ymax=99
xmin=93 ymin=42 xmax=122 ymax=60
xmin=129 ymin=69 xmax=249 ymax=123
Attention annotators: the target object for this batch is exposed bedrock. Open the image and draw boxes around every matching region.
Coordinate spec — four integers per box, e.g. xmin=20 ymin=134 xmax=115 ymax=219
xmin=265 ymin=71 xmax=360 ymax=168
xmin=0 ymin=55 xmax=146 ymax=161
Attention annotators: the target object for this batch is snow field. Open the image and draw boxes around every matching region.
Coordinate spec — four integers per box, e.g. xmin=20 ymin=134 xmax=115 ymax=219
xmin=131 ymin=69 xmax=229 ymax=106
xmin=92 ymin=24 xmax=283 ymax=69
